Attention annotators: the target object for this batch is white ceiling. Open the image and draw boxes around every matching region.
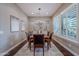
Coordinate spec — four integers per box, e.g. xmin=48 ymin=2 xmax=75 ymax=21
xmin=16 ymin=3 xmax=62 ymax=17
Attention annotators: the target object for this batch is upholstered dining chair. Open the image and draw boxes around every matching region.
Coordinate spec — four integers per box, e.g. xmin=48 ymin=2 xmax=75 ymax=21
xmin=44 ymin=32 xmax=53 ymax=50
xmin=47 ymin=31 xmax=50 ymax=36
xmin=25 ymin=32 xmax=28 ymax=39
xmin=49 ymin=32 xmax=53 ymax=47
xmin=33 ymin=34 xmax=44 ymax=56
xmin=44 ymin=35 xmax=50 ymax=50
xmin=28 ymin=33 xmax=34 ymax=50
xmin=25 ymin=32 xmax=33 ymax=50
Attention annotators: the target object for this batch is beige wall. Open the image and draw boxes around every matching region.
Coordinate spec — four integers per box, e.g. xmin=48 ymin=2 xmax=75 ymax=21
xmin=0 ymin=3 xmax=28 ymax=55
xmin=52 ymin=3 xmax=79 ymax=55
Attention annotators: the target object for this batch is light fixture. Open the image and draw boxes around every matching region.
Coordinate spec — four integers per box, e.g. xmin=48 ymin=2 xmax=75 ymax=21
xmin=38 ymin=8 xmax=41 ymax=10
xmin=32 ymin=8 xmax=42 ymax=15
xmin=32 ymin=13 xmax=34 ymax=14
xmin=37 ymin=8 xmax=41 ymax=15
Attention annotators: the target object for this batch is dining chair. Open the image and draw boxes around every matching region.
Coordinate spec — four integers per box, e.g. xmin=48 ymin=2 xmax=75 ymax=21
xmin=28 ymin=33 xmax=34 ymax=50
xmin=25 ymin=32 xmax=28 ymax=39
xmin=47 ymin=31 xmax=50 ymax=36
xmin=25 ymin=32 xmax=31 ymax=48
xmin=44 ymin=36 xmax=50 ymax=50
xmin=49 ymin=32 xmax=53 ymax=48
xmin=33 ymin=34 xmax=44 ymax=56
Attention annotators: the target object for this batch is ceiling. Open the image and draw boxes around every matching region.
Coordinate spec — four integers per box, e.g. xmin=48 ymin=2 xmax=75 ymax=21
xmin=16 ymin=3 xmax=62 ymax=17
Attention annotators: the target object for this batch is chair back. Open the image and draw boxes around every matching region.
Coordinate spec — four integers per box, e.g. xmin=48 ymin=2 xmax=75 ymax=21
xmin=47 ymin=31 xmax=50 ymax=36
xmin=25 ymin=32 xmax=29 ymax=41
xmin=49 ymin=32 xmax=53 ymax=40
xmin=25 ymin=32 xmax=28 ymax=37
xmin=33 ymin=34 xmax=44 ymax=45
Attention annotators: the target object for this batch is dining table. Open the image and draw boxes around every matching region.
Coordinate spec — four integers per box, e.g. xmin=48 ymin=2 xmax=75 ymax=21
xmin=29 ymin=34 xmax=49 ymax=41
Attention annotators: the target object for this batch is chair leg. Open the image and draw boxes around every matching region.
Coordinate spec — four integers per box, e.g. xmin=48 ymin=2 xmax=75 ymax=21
xmin=49 ymin=40 xmax=51 ymax=48
xmin=34 ymin=47 xmax=35 ymax=56
xmin=29 ymin=41 xmax=32 ymax=50
xmin=47 ymin=43 xmax=48 ymax=50
xmin=43 ymin=46 xmax=44 ymax=56
xmin=30 ymin=46 xmax=31 ymax=50
xmin=29 ymin=42 xmax=31 ymax=50
xmin=28 ymin=42 xmax=29 ymax=48
xmin=50 ymin=42 xmax=51 ymax=48
xmin=47 ymin=42 xmax=49 ymax=50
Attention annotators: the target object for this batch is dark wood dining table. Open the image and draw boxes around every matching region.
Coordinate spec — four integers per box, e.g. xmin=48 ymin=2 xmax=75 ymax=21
xmin=29 ymin=35 xmax=49 ymax=41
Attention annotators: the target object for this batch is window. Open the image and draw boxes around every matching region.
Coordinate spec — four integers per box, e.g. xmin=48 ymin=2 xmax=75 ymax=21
xmin=53 ymin=16 xmax=59 ymax=34
xmin=21 ymin=20 xmax=25 ymax=31
xmin=10 ymin=15 xmax=20 ymax=32
xmin=61 ymin=4 xmax=78 ymax=39
xmin=53 ymin=4 xmax=78 ymax=40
